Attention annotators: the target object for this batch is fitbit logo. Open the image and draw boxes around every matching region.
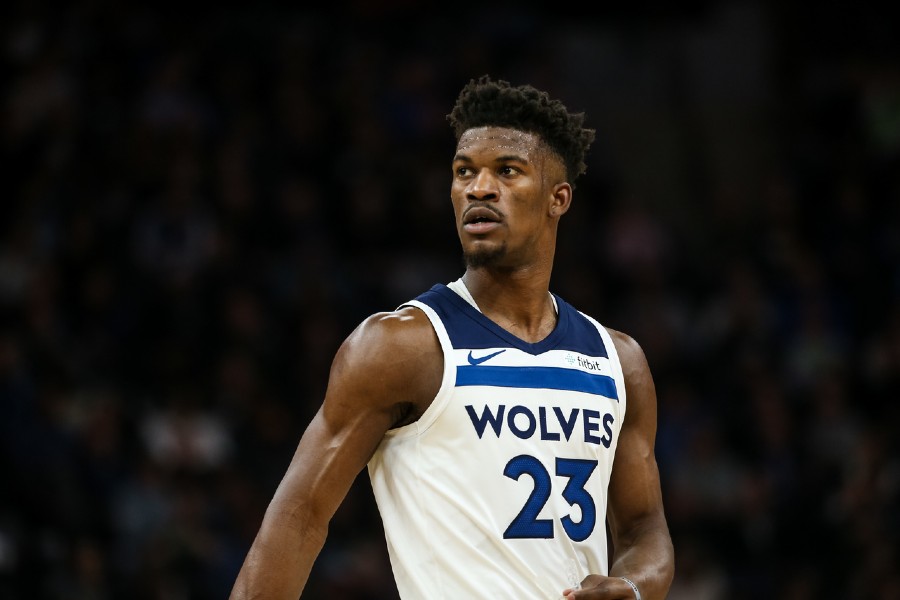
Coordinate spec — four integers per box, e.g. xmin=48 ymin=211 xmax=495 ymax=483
xmin=576 ymin=356 xmax=604 ymax=371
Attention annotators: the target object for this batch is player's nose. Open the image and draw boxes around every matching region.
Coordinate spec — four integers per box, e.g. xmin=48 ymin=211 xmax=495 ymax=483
xmin=466 ymin=169 xmax=499 ymax=201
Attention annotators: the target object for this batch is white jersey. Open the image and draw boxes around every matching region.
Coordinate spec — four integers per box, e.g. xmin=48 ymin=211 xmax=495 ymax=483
xmin=367 ymin=281 xmax=627 ymax=599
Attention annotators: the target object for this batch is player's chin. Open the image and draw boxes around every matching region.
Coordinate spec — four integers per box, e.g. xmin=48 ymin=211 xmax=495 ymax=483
xmin=462 ymin=243 xmax=507 ymax=269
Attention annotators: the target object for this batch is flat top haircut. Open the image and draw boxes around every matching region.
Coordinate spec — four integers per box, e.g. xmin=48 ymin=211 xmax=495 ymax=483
xmin=447 ymin=75 xmax=596 ymax=185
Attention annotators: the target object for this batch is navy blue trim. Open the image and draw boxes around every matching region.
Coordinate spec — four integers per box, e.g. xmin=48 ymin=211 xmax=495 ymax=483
xmin=410 ymin=284 xmax=611 ymax=356
xmin=456 ymin=365 xmax=619 ymax=400
xmin=432 ymin=284 xmax=570 ymax=354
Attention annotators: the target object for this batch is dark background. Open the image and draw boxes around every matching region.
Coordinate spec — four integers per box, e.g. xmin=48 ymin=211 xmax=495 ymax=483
xmin=3 ymin=1 xmax=899 ymax=598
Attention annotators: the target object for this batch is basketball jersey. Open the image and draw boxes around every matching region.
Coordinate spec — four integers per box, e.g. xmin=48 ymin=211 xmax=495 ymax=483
xmin=367 ymin=281 xmax=627 ymax=599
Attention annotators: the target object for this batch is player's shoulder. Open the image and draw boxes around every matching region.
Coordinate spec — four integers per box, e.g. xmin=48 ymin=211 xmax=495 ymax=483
xmin=602 ymin=326 xmax=650 ymax=379
xmin=341 ymin=305 xmax=440 ymax=364
xmin=333 ymin=306 xmax=442 ymax=415
xmin=354 ymin=305 xmax=436 ymax=340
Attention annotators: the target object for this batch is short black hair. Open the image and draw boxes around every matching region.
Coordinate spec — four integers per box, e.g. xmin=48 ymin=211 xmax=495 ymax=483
xmin=447 ymin=75 xmax=596 ymax=184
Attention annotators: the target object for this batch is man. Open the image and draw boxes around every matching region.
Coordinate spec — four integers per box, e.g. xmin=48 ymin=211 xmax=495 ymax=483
xmin=230 ymin=75 xmax=675 ymax=599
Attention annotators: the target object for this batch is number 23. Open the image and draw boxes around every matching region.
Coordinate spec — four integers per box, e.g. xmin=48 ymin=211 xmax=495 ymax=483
xmin=503 ymin=455 xmax=598 ymax=542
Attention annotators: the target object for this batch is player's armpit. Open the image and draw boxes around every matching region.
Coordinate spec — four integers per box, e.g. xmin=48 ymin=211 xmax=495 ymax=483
xmin=323 ymin=306 xmax=442 ymax=431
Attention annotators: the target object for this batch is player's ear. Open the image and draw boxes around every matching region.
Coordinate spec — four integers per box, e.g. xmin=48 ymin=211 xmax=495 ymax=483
xmin=549 ymin=182 xmax=572 ymax=218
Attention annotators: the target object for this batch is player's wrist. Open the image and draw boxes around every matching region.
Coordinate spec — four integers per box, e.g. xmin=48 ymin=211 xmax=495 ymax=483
xmin=618 ymin=577 xmax=641 ymax=600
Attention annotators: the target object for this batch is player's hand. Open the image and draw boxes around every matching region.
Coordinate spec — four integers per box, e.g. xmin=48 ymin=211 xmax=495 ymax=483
xmin=562 ymin=574 xmax=638 ymax=599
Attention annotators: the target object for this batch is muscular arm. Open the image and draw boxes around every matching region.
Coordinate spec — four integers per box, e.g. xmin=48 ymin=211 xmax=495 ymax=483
xmin=605 ymin=329 xmax=674 ymax=598
xmin=229 ymin=307 xmax=441 ymax=599
xmin=566 ymin=329 xmax=674 ymax=600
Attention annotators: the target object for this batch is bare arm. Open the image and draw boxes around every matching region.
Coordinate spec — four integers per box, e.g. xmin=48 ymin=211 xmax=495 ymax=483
xmin=229 ymin=307 xmax=441 ymax=599
xmin=566 ymin=329 xmax=675 ymax=600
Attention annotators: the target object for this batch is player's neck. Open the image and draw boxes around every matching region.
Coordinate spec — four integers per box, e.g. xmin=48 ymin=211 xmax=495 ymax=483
xmin=461 ymin=268 xmax=557 ymax=343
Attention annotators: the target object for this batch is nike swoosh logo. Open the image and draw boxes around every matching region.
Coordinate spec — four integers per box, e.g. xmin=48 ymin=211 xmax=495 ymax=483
xmin=467 ymin=349 xmax=507 ymax=365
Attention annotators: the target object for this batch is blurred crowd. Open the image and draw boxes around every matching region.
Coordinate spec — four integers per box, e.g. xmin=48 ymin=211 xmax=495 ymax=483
xmin=2 ymin=2 xmax=899 ymax=599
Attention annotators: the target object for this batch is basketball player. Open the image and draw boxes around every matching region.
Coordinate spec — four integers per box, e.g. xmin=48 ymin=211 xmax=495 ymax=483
xmin=230 ymin=75 xmax=675 ymax=599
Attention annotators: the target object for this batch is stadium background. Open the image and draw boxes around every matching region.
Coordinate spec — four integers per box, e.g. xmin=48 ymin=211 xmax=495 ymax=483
xmin=3 ymin=2 xmax=899 ymax=598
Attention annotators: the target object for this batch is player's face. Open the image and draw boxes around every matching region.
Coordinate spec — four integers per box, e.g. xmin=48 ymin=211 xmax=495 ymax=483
xmin=450 ymin=126 xmax=569 ymax=269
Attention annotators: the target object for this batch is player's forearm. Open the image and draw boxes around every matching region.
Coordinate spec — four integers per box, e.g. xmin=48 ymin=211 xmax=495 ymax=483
xmin=608 ymin=519 xmax=675 ymax=600
xmin=230 ymin=507 xmax=328 ymax=600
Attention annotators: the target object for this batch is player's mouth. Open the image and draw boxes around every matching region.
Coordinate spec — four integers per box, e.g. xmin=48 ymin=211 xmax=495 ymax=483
xmin=462 ymin=206 xmax=502 ymax=234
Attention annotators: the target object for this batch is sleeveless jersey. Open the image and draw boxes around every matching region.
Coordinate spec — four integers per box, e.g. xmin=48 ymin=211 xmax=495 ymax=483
xmin=367 ymin=283 xmax=627 ymax=599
